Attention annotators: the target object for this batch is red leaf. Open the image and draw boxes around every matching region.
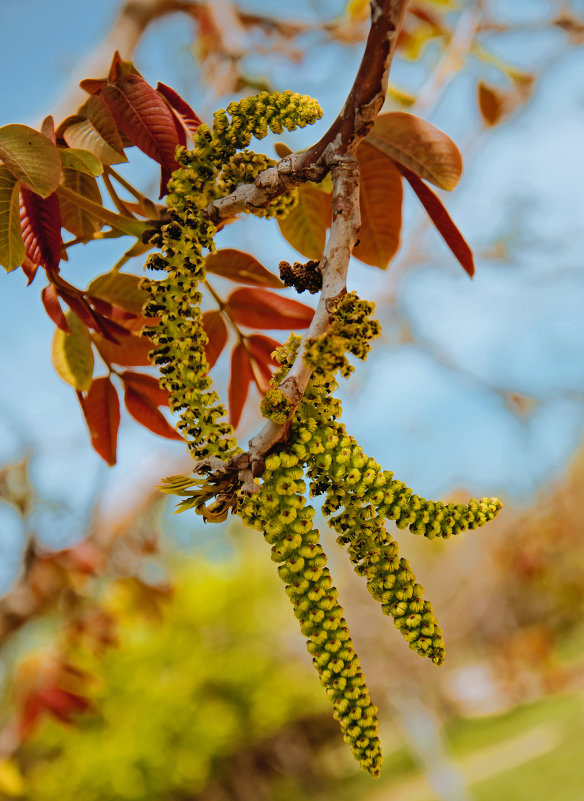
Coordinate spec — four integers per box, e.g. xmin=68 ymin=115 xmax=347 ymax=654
xmin=93 ymin=331 xmax=152 ymax=366
xmin=226 ymin=288 xmax=314 ymax=330
xmin=121 ymin=371 xmax=169 ymax=406
xmin=101 ymin=74 xmax=182 ymax=195
xmin=247 ymin=334 xmax=281 ymax=365
xmin=124 ymin=386 xmax=182 ymax=439
xmin=21 ymin=256 xmax=39 ymax=284
xmin=79 ymin=376 xmax=120 ymax=465
xmin=156 ymin=83 xmax=202 ymax=135
xmin=229 ymin=343 xmax=253 ymax=428
xmin=80 ymin=78 xmax=107 ymax=95
xmin=202 ymin=310 xmax=228 ymax=368
xmin=398 ymin=164 xmax=475 ymax=278
xmin=42 ymin=283 xmax=69 ymax=332
xmin=20 ymin=186 xmax=62 ymax=271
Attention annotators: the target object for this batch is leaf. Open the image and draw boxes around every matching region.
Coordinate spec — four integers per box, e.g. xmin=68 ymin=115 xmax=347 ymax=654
xmin=478 ymin=81 xmax=507 ymax=126
xmin=277 ymin=183 xmax=331 ymax=260
xmin=228 ymin=343 xmax=253 ymax=428
xmin=20 ymin=186 xmax=62 ymax=272
xmin=56 ymin=184 xmax=147 ymax=238
xmin=353 ymin=141 xmax=403 ymax=269
xmin=41 ymin=283 xmax=69 ymax=332
xmin=0 ymin=124 xmax=61 ymax=197
xmin=121 ymin=371 xmax=169 ymax=406
xmin=202 ymin=310 xmax=228 ymax=368
xmin=80 ymin=376 xmax=120 ymax=465
xmin=59 ymin=147 xmax=103 ymax=176
xmin=226 ymin=288 xmax=314 ymax=330
xmin=0 ymin=165 xmax=25 ymax=271
xmin=52 ymin=311 xmax=94 ymax=390
xmin=274 ymin=142 xmax=292 ymax=158
xmin=93 ymin=332 xmax=152 ymax=366
xmin=59 ymin=168 xmax=103 ymax=239
xmin=156 ymin=83 xmax=202 ymax=135
xmin=247 ymin=334 xmax=280 ymax=365
xmin=399 ymin=164 xmax=474 ymax=277
xmin=367 ymin=112 xmax=463 ymax=191
xmin=124 ymin=386 xmax=182 ymax=439
xmin=205 ymin=249 xmax=284 ymax=287
xmin=62 ymin=95 xmax=127 ymax=165
xmin=87 ymin=272 xmax=148 ymax=314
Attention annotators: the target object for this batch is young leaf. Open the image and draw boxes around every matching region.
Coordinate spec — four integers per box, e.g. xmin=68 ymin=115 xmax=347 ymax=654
xmin=478 ymin=82 xmax=506 ymax=126
xmin=121 ymin=371 xmax=169 ymax=407
xmin=248 ymin=351 xmax=273 ymax=394
xmin=0 ymin=124 xmax=61 ymax=198
xmin=274 ymin=142 xmax=293 ymax=158
xmin=353 ymin=141 xmax=403 ymax=269
xmin=59 ymin=148 xmax=103 ymax=177
xmin=205 ymin=249 xmax=284 ymax=287
xmin=202 ymin=310 xmax=228 ymax=368
xmin=0 ymin=166 xmax=25 ymax=272
xmin=80 ymin=376 xmax=120 ymax=465
xmin=228 ymin=343 xmax=253 ymax=428
xmin=399 ymin=164 xmax=474 ymax=277
xmin=124 ymin=386 xmax=182 ymax=439
xmin=59 ymin=168 xmax=103 ymax=240
xmin=62 ymin=95 xmax=127 ymax=165
xmin=367 ymin=112 xmax=463 ymax=191
xmin=20 ymin=186 xmax=62 ymax=272
xmin=86 ymin=272 xmax=148 ymax=315
xmin=156 ymin=83 xmax=202 ymax=135
xmin=247 ymin=334 xmax=280 ymax=365
xmin=52 ymin=311 xmax=94 ymax=391
xmin=93 ymin=332 xmax=152 ymax=367
xmin=41 ymin=284 xmax=69 ymax=332
xmin=226 ymin=288 xmax=314 ymax=330
xmin=277 ymin=183 xmax=331 ymax=260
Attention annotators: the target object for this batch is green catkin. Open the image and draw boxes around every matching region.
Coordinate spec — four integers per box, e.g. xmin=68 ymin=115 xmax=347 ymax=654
xmin=239 ymin=454 xmax=383 ymax=777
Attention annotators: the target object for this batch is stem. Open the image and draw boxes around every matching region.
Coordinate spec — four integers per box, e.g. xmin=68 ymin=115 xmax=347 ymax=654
xmin=101 ymin=170 xmax=137 ymax=218
xmin=57 ymin=185 xmax=148 ymax=238
xmin=204 ymin=279 xmax=244 ymax=342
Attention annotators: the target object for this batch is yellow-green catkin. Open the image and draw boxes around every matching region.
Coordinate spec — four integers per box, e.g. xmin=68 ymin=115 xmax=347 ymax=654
xmin=142 ymin=91 xmax=323 ymax=459
xmin=239 ymin=453 xmax=383 ymax=777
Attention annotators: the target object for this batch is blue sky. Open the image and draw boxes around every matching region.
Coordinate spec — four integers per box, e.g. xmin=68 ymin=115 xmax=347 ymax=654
xmin=1 ymin=1 xmax=583 ymax=587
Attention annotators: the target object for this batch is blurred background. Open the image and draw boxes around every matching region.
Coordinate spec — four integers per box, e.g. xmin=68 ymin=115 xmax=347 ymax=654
xmin=1 ymin=0 xmax=584 ymax=798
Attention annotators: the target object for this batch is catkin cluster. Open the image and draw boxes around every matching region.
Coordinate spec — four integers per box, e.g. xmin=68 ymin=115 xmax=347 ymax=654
xmin=142 ymin=91 xmax=323 ymax=459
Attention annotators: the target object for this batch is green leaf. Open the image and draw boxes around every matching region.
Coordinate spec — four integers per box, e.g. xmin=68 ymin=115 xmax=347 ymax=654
xmin=87 ymin=272 xmax=148 ymax=315
xmin=52 ymin=311 xmax=94 ymax=391
xmin=277 ymin=184 xmax=331 ymax=260
xmin=0 ymin=124 xmax=61 ymax=198
xmin=57 ymin=185 xmax=147 ymax=238
xmin=60 ymin=168 xmax=103 ymax=240
xmin=0 ymin=166 xmax=25 ymax=272
xmin=59 ymin=148 xmax=103 ymax=177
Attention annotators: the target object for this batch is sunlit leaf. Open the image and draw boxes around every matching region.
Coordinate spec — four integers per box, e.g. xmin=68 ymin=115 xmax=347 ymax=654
xmin=399 ymin=163 xmax=474 ymax=277
xmin=202 ymin=310 xmax=228 ymax=368
xmin=353 ymin=141 xmax=403 ymax=269
xmin=59 ymin=168 xmax=103 ymax=239
xmin=62 ymin=95 xmax=127 ymax=165
xmin=52 ymin=311 xmax=94 ymax=391
xmin=87 ymin=272 xmax=148 ymax=315
xmin=124 ymin=386 xmax=182 ymax=439
xmin=277 ymin=183 xmax=331 ymax=260
xmin=229 ymin=343 xmax=253 ymax=428
xmin=59 ymin=147 xmax=103 ymax=177
xmin=0 ymin=124 xmax=61 ymax=198
xmin=80 ymin=376 xmax=120 ymax=465
xmin=246 ymin=334 xmax=280 ymax=365
xmin=41 ymin=283 xmax=69 ymax=332
xmin=367 ymin=112 xmax=462 ymax=191
xmin=121 ymin=371 xmax=169 ymax=407
xmin=0 ymin=166 xmax=25 ymax=271
xmin=93 ymin=332 xmax=151 ymax=366
xmin=20 ymin=186 xmax=62 ymax=272
xmin=205 ymin=249 xmax=284 ymax=287
xmin=226 ymin=288 xmax=314 ymax=330
xmin=156 ymin=82 xmax=202 ymax=135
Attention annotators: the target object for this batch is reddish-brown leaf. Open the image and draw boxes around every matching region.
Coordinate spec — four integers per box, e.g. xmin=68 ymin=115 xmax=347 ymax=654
xmin=79 ymin=376 xmax=120 ymax=465
xmin=202 ymin=310 xmax=228 ymax=368
xmin=121 ymin=371 xmax=169 ymax=407
xmin=93 ymin=331 xmax=152 ymax=366
xmin=124 ymin=386 xmax=182 ymax=439
xmin=80 ymin=78 xmax=107 ymax=95
xmin=249 ymin=353 xmax=272 ymax=394
xmin=21 ymin=255 xmax=39 ymax=284
xmin=478 ymin=81 xmax=507 ymax=127
xmin=41 ymin=283 xmax=69 ymax=332
xmin=156 ymin=82 xmax=202 ymax=135
xmin=226 ymin=288 xmax=314 ymax=330
xmin=41 ymin=116 xmax=56 ymax=144
xmin=247 ymin=334 xmax=280 ymax=365
xmin=399 ymin=164 xmax=474 ymax=277
xmin=277 ymin=183 xmax=331 ymax=260
xmin=63 ymin=95 xmax=127 ymax=165
xmin=101 ymin=74 xmax=182 ymax=195
xmin=20 ymin=186 xmax=62 ymax=271
xmin=205 ymin=249 xmax=284 ymax=287
xmin=229 ymin=343 xmax=253 ymax=428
